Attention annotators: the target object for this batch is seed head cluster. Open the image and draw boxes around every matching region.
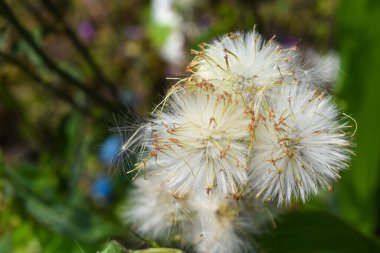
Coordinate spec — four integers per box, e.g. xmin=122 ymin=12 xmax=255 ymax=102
xmin=120 ymin=29 xmax=353 ymax=253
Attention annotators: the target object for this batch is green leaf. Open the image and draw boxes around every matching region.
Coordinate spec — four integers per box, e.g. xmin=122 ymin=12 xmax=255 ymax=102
xmin=131 ymin=249 xmax=183 ymax=253
xmin=23 ymin=196 xmax=126 ymax=243
xmin=147 ymin=23 xmax=172 ymax=48
xmin=3 ymin=165 xmax=128 ymax=244
xmin=100 ymin=241 xmax=126 ymax=253
xmin=0 ymin=233 xmax=12 ymax=253
xmin=17 ymin=29 xmax=50 ymax=76
xmin=99 ymin=241 xmax=184 ymax=253
xmin=337 ymin=0 xmax=380 ymax=233
xmin=258 ymin=211 xmax=380 ymax=253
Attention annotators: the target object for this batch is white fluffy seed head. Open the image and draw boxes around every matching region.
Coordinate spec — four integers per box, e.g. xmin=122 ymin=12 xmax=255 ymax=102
xmin=187 ymin=193 xmax=251 ymax=253
xmin=119 ymin=31 xmax=353 ymax=248
xmin=122 ymin=177 xmax=193 ymax=239
xmin=140 ymin=90 xmax=254 ymax=199
xmin=302 ymin=50 xmax=340 ymax=91
xmin=186 ymin=30 xmax=301 ymax=113
xmin=249 ymin=85 xmax=352 ymax=205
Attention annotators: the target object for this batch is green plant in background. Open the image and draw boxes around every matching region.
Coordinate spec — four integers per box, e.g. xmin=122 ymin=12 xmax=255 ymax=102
xmin=337 ymin=0 xmax=380 ymax=235
xmin=0 ymin=0 xmax=380 ymax=252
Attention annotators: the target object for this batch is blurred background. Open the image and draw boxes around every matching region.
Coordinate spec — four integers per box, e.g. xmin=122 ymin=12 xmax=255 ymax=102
xmin=0 ymin=0 xmax=379 ymax=252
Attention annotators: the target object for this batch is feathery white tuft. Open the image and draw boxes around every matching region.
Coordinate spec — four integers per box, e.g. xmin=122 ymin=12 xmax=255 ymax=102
xmin=187 ymin=193 xmax=251 ymax=253
xmin=249 ymin=85 xmax=351 ymax=205
xmin=187 ymin=31 xmax=301 ymax=114
xmin=140 ymin=90 xmax=253 ymax=199
xmin=123 ymin=177 xmax=193 ymax=239
xmin=303 ymin=50 xmax=340 ymax=91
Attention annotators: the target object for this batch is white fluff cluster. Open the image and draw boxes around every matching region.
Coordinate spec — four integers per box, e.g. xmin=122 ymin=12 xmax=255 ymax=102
xmin=125 ymin=181 xmax=263 ymax=253
xmin=123 ymin=178 xmax=192 ymax=239
xmin=188 ymin=32 xmax=299 ymax=96
xmin=249 ymin=86 xmax=350 ymax=205
xmin=188 ymin=194 xmax=249 ymax=253
xmin=144 ymin=91 xmax=252 ymax=199
xmin=187 ymin=31 xmax=303 ymax=115
xmin=120 ymin=29 xmax=352 ymax=253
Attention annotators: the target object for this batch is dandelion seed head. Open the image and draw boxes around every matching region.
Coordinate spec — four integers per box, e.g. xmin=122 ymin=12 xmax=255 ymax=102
xmin=302 ymin=50 xmax=340 ymax=91
xmin=142 ymin=91 xmax=252 ymax=199
xmin=188 ymin=193 xmax=251 ymax=253
xmin=188 ymin=31 xmax=300 ymax=100
xmin=122 ymin=177 xmax=193 ymax=239
xmin=249 ymin=86 xmax=351 ymax=205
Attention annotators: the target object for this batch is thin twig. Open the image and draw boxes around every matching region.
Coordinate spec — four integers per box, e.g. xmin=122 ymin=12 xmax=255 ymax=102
xmin=19 ymin=0 xmax=50 ymax=29
xmin=39 ymin=0 xmax=120 ymax=99
xmin=0 ymin=0 xmax=117 ymax=111
xmin=0 ymin=51 xmax=89 ymax=114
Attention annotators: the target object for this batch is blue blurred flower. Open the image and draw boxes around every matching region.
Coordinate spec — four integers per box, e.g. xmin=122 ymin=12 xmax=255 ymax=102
xmin=91 ymin=175 xmax=112 ymax=202
xmin=99 ymin=135 xmax=122 ymax=165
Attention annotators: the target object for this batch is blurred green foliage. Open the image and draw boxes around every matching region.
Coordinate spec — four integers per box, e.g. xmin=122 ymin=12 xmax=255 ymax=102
xmin=337 ymin=0 xmax=380 ymax=235
xmin=0 ymin=0 xmax=379 ymax=252
xmin=258 ymin=211 xmax=380 ymax=253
